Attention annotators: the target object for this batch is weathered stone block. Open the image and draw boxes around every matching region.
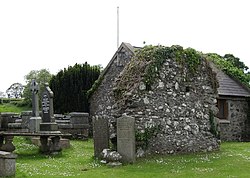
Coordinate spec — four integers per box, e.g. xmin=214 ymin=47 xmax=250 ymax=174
xmin=55 ymin=119 xmax=70 ymax=124
xmin=93 ymin=116 xmax=109 ymax=159
xmin=58 ymin=124 xmax=73 ymax=129
xmin=7 ymin=123 xmax=22 ymax=129
xmin=72 ymin=124 xmax=89 ymax=129
xmin=21 ymin=111 xmax=33 ymax=129
xmin=0 ymin=151 xmax=17 ymax=177
xmin=69 ymin=112 xmax=89 ymax=125
xmin=29 ymin=117 xmax=42 ymax=132
xmin=0 ymin=112 xmax=18 ymax=130
xmin=117 ymin=115 xmax=135 ymax=163
xmin=40 ymin=122 xmax=58 ymax=131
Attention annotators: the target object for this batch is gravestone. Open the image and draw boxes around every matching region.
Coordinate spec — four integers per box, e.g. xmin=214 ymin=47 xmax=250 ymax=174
xmin=40 ymin=83 xmax=58 ymax=131
xmin=29 ymin=79 xmax=42 ymax=132
xmin=69 ymin=112 xmax=89 ymax=125
xmin=93 ymin=115 xmax=109 ymax=159
xmin=117 ymin=115 xmax=135 ymax=163
xmin=39 ymin=84 xmax=61 ymax=153
xmin=30 ymin=79 xmax=39 ymax=117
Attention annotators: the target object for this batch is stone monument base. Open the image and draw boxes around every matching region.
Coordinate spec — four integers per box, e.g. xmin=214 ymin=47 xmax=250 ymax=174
xmin=29 ymin=117 xmax=42 ymax=132
xmin=31 ymin=137 xmax=70 ymax=149
xmin=40 ymin=122 xmax=58 ymax=131
xmin=0 ymin=151 xmax=17 ymax=177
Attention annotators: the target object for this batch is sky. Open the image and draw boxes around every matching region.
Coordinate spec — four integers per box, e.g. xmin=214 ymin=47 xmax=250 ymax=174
xmin=0 ymin=0 xmax=250 ymax=93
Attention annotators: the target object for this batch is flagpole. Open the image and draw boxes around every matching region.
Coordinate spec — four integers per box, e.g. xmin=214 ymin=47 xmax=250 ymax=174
xmin=117 ymin=6 xmax=119 ymax=49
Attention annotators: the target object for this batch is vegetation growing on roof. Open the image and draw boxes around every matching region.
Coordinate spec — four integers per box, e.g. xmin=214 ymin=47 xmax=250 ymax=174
xmin=207 ymin=53 xmax=250 ymax=87
xmin=114 ymin=45 xmax=203 ymax=101
xmin=136 ymin=45 xmax=202 ymax=89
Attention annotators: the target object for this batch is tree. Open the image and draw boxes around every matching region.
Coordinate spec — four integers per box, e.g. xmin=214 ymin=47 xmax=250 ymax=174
xmin=50 ymin=62 xmax=100 ymax=113
xmin=0 ymin=91 xmax=6 ymax=99
xmin=224 ymin=54 xmax=249 ymax=72
xmin=6 ymin=83 xmax=24 ymax=98
xmin=207 ymin=53 xmax=250 ymax=87
xmin=22 ymin=69 xmax=52 ymax=106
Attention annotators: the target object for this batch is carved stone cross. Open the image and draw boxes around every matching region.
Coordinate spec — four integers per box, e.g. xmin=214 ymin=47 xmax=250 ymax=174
xmin=30 ymin=79 xmax=39 ymax=117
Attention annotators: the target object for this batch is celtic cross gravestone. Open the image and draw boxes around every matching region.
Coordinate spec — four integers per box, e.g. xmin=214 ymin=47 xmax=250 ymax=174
xmin=29 ymin=79 xmax=41 ymax=132
xmin=30 ymin=79 xmax=39 ymax=117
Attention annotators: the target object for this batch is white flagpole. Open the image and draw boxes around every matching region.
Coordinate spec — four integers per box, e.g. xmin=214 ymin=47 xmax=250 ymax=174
xmin=117 ymin=6 xmax=119 ymax=49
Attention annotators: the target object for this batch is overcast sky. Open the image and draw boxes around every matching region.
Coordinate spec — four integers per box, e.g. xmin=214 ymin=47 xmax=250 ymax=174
xmin=0 ymin=0 xmax=249 ymax=92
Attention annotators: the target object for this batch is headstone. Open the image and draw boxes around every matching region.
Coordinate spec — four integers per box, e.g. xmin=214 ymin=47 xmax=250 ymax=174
xmin=69 ymin=112 xmax=89 ymax=124
xmin=117 ymin=115 xmax=135 ymax=163
xmin=40 ymin=83 xmax=58 ymax=131
xmin=93 ymin=115 xmax=109 ymax=159
xmin=29 ymin=79 xmax=42 ymax=132
xmin=39 ymin=84 xmax=61 ymax=154
xmin=0 ymin=151 xmax=17 ymax=177
xmin=70 ymin=112 xmax=90 ymax=132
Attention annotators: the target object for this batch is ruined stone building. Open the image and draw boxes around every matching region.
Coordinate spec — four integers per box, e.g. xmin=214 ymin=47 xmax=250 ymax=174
xmin=89 ymin=43 xmax=250 ymax=155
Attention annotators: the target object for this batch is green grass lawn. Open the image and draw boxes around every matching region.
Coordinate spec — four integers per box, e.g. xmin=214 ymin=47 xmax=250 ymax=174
xmin=2 ymin=103 xmax=250 ymax=177
xmin=0 ymin=103 xmax=31 ymax=113
xmin=12 ymin=137 xmax=250 ymax=178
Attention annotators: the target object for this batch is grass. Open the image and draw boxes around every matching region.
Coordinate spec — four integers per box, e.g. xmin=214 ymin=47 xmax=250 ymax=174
xmin=11 ymin=137 xmax=250 ymax=178
xmin=0 ymin=103 xmax=31 ymax=113
xmin=1 ymin=103 xmax=250 ymax=177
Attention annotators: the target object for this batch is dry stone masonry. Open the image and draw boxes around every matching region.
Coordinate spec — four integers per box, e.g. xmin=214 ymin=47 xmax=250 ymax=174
xmin=90 ymin=45 xmax=220 ymax=155
xmin=116 ymin=57 xmax=219 ymax=154
xmin=219 ymin=98 xmax=249 ymax=141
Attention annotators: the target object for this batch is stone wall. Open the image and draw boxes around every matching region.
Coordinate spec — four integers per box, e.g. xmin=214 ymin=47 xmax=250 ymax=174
xmin=113 ymin=58 xmax=219 ymax=154
xmin=89 ymin=45 xmax=134 ymax=118
xmin=219 ymin=98 xmax=249 ymax=141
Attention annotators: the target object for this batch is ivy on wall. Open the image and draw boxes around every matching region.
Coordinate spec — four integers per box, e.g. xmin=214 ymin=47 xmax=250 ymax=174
xmin=114 ymin=45 xmax=203 ymax=101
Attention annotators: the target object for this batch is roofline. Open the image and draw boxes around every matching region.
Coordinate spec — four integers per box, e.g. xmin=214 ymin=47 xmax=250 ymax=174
xmin=99 ymin=42 xmax=135 ymax=79
xmin=218 ymin=94 xmax=250 ymax=98
xmin=209 ymin=61 xmax=250 ymax=97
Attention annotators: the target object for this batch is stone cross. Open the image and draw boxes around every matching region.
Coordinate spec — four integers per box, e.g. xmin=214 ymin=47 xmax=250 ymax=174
xmin=30 ymin=79 xmax=39 ymax=117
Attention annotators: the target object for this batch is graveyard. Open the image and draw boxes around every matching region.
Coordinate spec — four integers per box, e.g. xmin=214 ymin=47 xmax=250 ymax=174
xmin=9 ymin=135 xmax=250 ymax=178
xmin=0 ymin=83 xmax=250 ymax=177
xmin=1 ymin=82 xmax=250 ymax=177
xmin=1 ymin=44 xmax=250 ymax=177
